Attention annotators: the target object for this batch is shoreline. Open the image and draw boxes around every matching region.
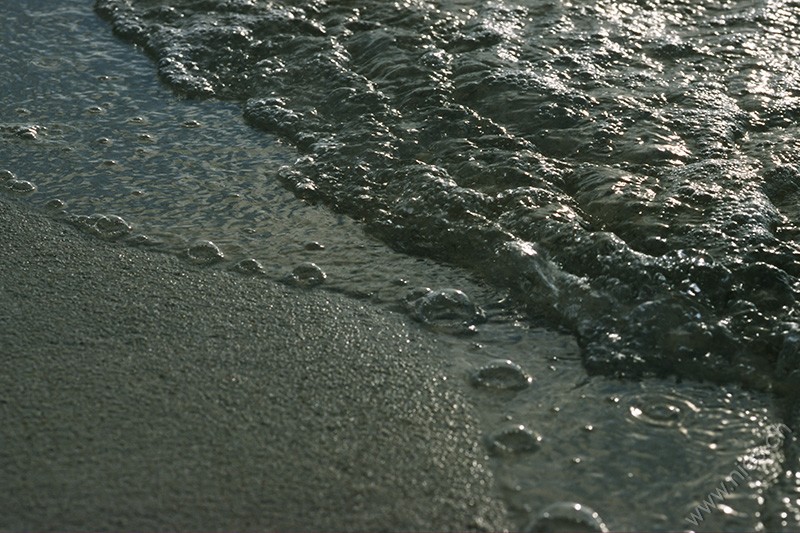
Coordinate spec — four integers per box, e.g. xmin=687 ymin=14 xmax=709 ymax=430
xmin=0 ymin=196 xmax=507 ymax=531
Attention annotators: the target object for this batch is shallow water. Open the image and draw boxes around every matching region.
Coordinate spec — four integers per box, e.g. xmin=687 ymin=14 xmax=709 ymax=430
xmin=88 ymin=0 xmax=800 ymax=390
xmin=3 ymin=0 xmax=800 ymax=530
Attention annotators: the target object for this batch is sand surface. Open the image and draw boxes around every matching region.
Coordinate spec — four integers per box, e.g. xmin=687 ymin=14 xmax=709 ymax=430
xmin=0 ymin=197 xmax=507 ymax=531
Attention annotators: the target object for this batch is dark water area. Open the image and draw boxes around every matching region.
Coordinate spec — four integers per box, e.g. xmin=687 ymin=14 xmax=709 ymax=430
xmin=4 ymin=0 xmax=800 ymax=530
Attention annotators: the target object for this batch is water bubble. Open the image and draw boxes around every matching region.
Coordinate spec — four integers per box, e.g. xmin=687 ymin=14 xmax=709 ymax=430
xmin=182 ymin=120 xmax=201 ymax=128
xmin=0 ymin=170 xmax=16 ymax=182
xmin=626 ymin=393 xmax=698 ymax=429
xmin=285 ymin=262 xmax=326 ymax=287
xmin=15 ymin=126 xmax=39 ymax=140
xmin=304 ymin=241 xmax=325 ymax=251
xmin=44 ymin=198 xmax=65 ymax=209
xmin=471 ymin=359 xmax=532 ymax=391
xmin=186 ymin=240 xmax=224 ymax=264
xmin=5 ymin=179 xmax=36 ymax=193
xmin=407 ymin=288 xmax=486 ymax=334
xmin=69 ymin=214 xmax=132 ymax=240
xmin=486 ymin=424 xmax=541 ymax=456
xmin=233 ymin=258 xmax=265 ymax=275
xmin=524 ymin=502 xmax=609 ymax=533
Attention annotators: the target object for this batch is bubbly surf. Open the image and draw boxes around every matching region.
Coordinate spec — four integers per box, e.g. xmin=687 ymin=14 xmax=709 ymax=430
xmin=94 ymin=0 xmax=800 ymax=390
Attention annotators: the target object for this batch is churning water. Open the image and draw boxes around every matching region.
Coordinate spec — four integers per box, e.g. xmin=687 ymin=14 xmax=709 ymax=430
xmin=4 ymin=0 xmax=800 ymax=530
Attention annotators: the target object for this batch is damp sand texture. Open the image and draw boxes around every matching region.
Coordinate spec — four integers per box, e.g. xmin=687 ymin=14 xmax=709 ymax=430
xmin=0 ymin=197 xmax=507 ymax=531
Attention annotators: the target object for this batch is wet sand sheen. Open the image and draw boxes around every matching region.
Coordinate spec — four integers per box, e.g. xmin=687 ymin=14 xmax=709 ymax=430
xmin=0 ymin=196 xmax=507 ymax=531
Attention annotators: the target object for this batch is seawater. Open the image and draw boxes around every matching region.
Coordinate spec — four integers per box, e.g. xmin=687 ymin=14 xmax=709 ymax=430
xmin=3 ymin=0 xmax=800 ymax=530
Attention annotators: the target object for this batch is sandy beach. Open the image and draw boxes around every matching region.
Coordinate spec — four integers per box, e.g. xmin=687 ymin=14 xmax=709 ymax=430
xmin=0 ymin=196 xmax=507 ymax=531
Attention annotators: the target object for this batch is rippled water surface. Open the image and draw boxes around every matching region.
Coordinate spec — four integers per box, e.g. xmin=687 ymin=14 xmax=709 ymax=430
xmin=4 ymin=0 xmax=800 ymax=530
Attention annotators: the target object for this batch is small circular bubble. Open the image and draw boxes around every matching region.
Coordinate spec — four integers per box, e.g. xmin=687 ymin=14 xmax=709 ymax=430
xmin=285 ymin=262 xmax=326 ymax=287
xmin=186 ymin=240 xmax=224 ymax=264
xmin=486 ymin=424 xmax=542 ymax=456
xmin=408 ymin=288 xmax=486 ymax=334
xmin=94 ymin=214 xmax=131 ymax=239
xmin=0 ymin=170 xmax=15 ymax=182
xmin=86 ymin=106 xmax=104 ymax=114
xmin=96 ymin=137 xmax=112 ymax=145
xmin=471 ymin=359 xmax=533 ymax=391
xmin=182 ymin=120 xmax=202 ymax=128
xmin=233 ymin=258 xmax=265 ymax=275
xmin=44 ymin=198 xmax=66 ymax=209
xmin=524 ymin=502 xmax=609 ymax=533
xmin=5 ymin=179 xmax=36 ymax=193
xmin=304 ymin=241 xmax=325 ymax=251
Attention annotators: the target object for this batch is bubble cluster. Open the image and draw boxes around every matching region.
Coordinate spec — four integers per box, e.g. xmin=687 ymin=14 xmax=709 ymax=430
xmin=69 ymin=213 xmax=132 ymax=240
xmin=14 ymin=125 xmax=40 ymax=140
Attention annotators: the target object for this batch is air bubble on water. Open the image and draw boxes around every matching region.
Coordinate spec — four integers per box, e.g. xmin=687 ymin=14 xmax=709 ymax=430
xmin=15 ymin=126 xmax=38 ymax=140
xmin=304 ymin=241 xmax=325 ymax=251
xmin=182 ymin=120 xmax=202 ymax=128
xmin=407 ymin=288 xmax=486 ymax=334
xmin=45 ymin=198 xmax=65 ymax=209
xmin=470 ymin=359 xmax=533 ymax=391
xmin=486 ymin=424 xmax=542 ymax=456
xmin=0 ymin=170 xmax=15 ymax=182
xmin=524 ymin=502 xmax=609 ymax=533
xmin=69 ymin=213 xmax=132 ymax=240
xmin=5 ymin=179 xmax=37 ymax=193
xmin=233 ymin=258 xmax=266 ymax=275
xmin=284 ymin=262 xmax=326 ymax=287
xmin=186 ymin=240 xmax=224 ymax=264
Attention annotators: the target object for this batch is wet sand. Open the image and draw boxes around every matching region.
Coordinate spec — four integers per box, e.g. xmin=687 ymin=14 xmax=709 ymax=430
xmin=0 ymin=197 xmax=507 ymax=531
